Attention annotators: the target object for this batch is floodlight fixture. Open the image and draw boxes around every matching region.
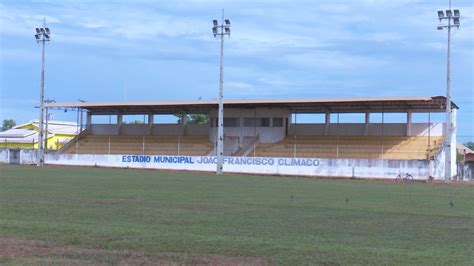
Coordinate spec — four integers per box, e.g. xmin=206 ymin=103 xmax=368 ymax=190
xmin=225 ymin=27 xmax=230 ymax=34
xmin=213 ymin=20 xmax=218 ymax=26
xmin=36 ymin=28 xmax=40 ymax=33
xmin=453 ymin=9 xmax=460 ymax=17
xmin=446 ymin=9 xmax=452 ymax=17
xmin=437 ymin=25 xmax=444 ymax=30
xmin=225 ymin=19 xmax=230 ymax=25
xmin=453 ymin=17 xmax=460 ymax=26
xmin=45 ymin=27 xmax=50 ymax=34
xmin=438 ymin=10 xmax=444 ymax=19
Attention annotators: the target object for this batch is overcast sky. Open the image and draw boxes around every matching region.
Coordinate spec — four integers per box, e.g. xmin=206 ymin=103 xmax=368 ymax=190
xmin=0 ymin=0 xmax=472 ymax=141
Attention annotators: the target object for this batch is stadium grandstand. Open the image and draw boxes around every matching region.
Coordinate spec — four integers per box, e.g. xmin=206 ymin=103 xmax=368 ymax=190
xmin=26 ymin=95 xmax=457 ymax=180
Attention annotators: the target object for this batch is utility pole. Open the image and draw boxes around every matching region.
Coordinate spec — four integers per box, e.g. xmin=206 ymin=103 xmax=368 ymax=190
xmin=437 ymin=1 xmax=460 ymax=180
xmin=212 ymin=10 xmax=231 ymax=174
xmin=79 ymin=99 xmax=86 ymax=131
xmin=34 ymin=19 xmax=51 ymax=166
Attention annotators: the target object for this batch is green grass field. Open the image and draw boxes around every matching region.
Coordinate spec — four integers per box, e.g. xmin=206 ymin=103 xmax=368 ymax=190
xmin=0 ymin=164 xmax=473 ymax=265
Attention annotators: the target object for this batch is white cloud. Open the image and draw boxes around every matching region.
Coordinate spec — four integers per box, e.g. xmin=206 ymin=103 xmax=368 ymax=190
xmin=282 ymin=51 xmax=387 ymax=70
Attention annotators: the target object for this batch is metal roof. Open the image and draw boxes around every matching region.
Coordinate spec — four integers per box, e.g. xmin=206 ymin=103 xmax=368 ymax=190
xmin=15 ymin=120 xmax=79 ymax=135
xmin=0 ymin=129 xmax=36 ymax=138
xmin=46 ymin=96 xmax=457 ymax=114
xmin=0 ymin=131 xmax=54 ymax=143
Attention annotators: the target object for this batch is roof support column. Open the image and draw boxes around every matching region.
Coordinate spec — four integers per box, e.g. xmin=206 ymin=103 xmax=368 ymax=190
xmin=86 ymin=112 xmax=92 ymax=130
xmin=79 ymin=108 xmax=83 ymax=132
xmin=324 ymin=112 xmax=330 ymax=136
xmin=181 ymin=113 xmax=188 ymax=136
xmin=117 ymin=114 xmax=123 ymax=135
xmin=148 ymin=114 xmax=153 ymax=135
xmin=239 ymin=113 xmax=243 ymax=148
xmin=365 ymin=111 xmax=370 ymax=136
xmin=406 ymin=110 xmax=412 ymax=136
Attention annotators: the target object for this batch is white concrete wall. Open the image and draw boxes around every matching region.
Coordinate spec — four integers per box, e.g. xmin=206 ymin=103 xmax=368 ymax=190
xmin=44 ymin=153 xmax=434 ymax=180
xmin=209 ymin=136 xmax=240 ymax=156
xmin=367 ymin=124 xmax=406 ymax=136
xmin=0 ymin=149 xmax=8 ymax=163
xmin=20 ymin=149 xmax=37 ymax=164
xmin=150 ymin=124 xmax=182 ymax=135
xmin=290 ymin=124 xmax=326 ymax=135
xmin=331 ymin=124 xmax=367 ymax=136
xmin=0 ymin=149 xmax=37 ymax=164
xmin=210 ymin=127 xmax=286 ymax=144
xmin=91 ymin=124 xmax=119 ymax=135
xmin=185 ymin=124 xmax=209 ymax=136
xmin=209 ymin=108 xmax=290 ymax=144
xmin=411 ymin=123 xmax=444 ymax=136
xmin=225 ymin=136 xmax=239 ymax=155
xmin=121 ymin=124 xmax=149 ymax=135
xmin=431 ymin=144 xmax=446 ymax=179
xmin=460 ymin=163 xmax=473 ymax=181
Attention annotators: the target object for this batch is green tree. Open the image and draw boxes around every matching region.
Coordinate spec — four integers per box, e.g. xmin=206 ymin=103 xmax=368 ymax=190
xmin=174 ymin=114 xmax=209 ymax=124
xmin=1 ymin=119 xmax=16 ymax=131
xmin=188 ymin=114 xmax=209 ymax=124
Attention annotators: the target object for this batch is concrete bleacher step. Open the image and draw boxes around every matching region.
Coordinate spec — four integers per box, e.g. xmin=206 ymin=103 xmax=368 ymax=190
xmin=62 ymin=134 xmax=213 ymax=156
xmin=253 ymin=136 xmax=442 ymax=160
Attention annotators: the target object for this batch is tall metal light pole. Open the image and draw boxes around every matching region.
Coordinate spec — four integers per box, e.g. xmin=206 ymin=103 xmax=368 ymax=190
xmin=437 ymin=2 xmax=460 ymax=180
xmin=212 ymin=10 xmax=231 ymax=174
xmin=34 ymin=19 xmax=51 ymax=166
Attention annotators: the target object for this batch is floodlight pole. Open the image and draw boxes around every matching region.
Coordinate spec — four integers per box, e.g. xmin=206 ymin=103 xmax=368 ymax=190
xmin=38 ymin=25 xmax=45 ymax=166
xmin=212 ymin=9 xmax=231 ymax=175
xmin=437 ymin=2 xmax=460 ymax=180
xmin=35 ymin=18 xmax=51 ymax=167
xmin=445 ymin=14 xmax=452 ymax=180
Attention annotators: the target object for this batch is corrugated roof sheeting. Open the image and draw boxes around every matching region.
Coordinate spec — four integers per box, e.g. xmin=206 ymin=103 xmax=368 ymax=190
xmin=46 ymin=96 xmax=457 ymax=114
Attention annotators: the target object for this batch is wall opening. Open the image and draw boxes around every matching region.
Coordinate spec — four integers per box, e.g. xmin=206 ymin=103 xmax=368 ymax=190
xmin=153 ymin=114 xmax=179 ymax=124
xmin=329 ymin=113 xmax=365 ymax=124
xmin=370 ymin=113 xmax=407 ymax=123
xmin=412 ymin=112 xmax=445 ymax=123
xmin=123 ymin=114 xmax=148 ymax=124
xmin=291 ymin=113 xmax=325 ymax=124
xmin=91 ymin=115 xmax=117 ymax=124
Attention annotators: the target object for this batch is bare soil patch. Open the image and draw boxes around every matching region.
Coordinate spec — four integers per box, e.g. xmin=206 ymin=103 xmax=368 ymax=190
xmin=0 ymin=236 xmax=272 ymax=265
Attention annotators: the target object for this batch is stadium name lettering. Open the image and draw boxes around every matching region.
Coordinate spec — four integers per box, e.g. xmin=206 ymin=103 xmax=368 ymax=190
xmin=122 ymin=155 xmax=194 ymax=164
xmin=196 ymin=157 xmax=319 ymax=167
xmin=121 ymin=155 xmax=319 ymax=167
